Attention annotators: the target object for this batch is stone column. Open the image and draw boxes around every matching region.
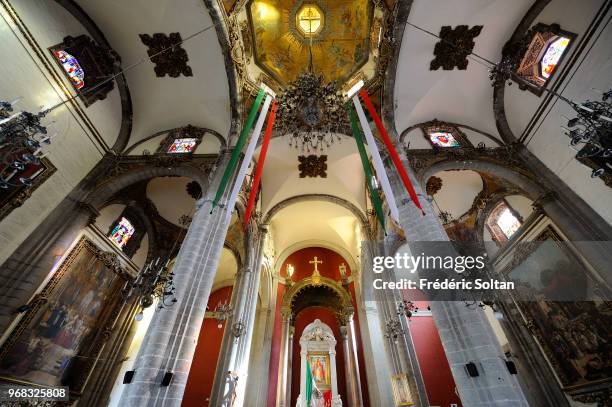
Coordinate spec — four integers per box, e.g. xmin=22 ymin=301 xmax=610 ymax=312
xmin=209 ymin=225 xmax=268 ymax=406
xmin=118 ymin=155 xmax=236 ymax=407
xmin=286 ymin=325 xmax=295 ymax=405
xmin=276 ymin=312 xmax=292 ymax=407
xmin=389 ymin=152 xmax=529 ymax=407
xmin=340 ymin=321 xmax=363 ymax=407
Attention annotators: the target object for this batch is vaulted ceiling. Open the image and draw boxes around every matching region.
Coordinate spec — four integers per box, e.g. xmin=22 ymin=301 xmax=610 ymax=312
xmin=74 ymin=0 xmax=232 ymax=148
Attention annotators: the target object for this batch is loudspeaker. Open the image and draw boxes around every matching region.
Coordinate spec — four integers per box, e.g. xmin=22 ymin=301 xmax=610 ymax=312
xmin=466 ymin=362 xmax=479 ymax=377
xmin=123 ymin=370 xmax=135 ymax=384
xmin=161 ymin=371 xmax=173 ymax=387
xmin=505 ymin=360 xmax=518 ymax=375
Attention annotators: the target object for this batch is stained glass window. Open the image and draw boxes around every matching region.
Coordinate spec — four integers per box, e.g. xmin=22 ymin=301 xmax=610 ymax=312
xmin=168 ymin=138 xmax=198 ymax=153
xmin=53 ymin=50 xmax=85 ymax=90
xmin=496 ymin=207 xmax=521 ymax=238
xmin=540 ymin=36 xmax=570 ymax=79
xmin=297 ymin=5 xmax=323 ymax=36
xmin=109 ymin=217 xmax=135 ymax=249
xmin=429 ymin=131 xmax=461 ymax=148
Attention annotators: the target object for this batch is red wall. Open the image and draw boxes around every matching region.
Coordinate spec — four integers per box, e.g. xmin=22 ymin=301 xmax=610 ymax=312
xmin=408 ymin=300 xmax=462 ymax=407
xmin=266 ymin=283 xmax=285 ymax=406
xmin=281 ymin=247 xmax=351 ymax=282
xmin=182 ymin=286 xmax=232 ymax=407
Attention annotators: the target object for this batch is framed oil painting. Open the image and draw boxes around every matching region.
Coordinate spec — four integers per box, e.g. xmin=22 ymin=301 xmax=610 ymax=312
xmin=391 ymin=373 xmax=414 ymax=406
xmin=308 ymin=352 xmax=331 ymax=390
xmin=0 ymin=237 xmax=127 ymax=393
xmin=501 ymin=226 xmax=612 ymax=391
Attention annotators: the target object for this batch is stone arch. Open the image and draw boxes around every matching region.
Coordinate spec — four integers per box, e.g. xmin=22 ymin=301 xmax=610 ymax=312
xmin=399 ymin=121 xmax=505 ymax=147
xmin=281 ymin=275 xmax=354 ymax=321
xmin=420 ymin=159 xmax=546 ymax=200
xmin=123 ymin=126 xmax=227 ymax=154
xmin=262 ymin=194 xmax=368 ymax=227
xmin=87 ymin=165 xmax=209 ymax=209
xmin=54 ymin=0 xmax=133 ymax=152
xmin=492 ymin=0 xmax=552 ymax=143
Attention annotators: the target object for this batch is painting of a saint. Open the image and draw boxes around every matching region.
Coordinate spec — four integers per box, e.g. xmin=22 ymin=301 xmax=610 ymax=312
xmin=0 ymin=237 xmax=126 ymax=390
xmin=308 ymin=353 xmax=331 ymax=389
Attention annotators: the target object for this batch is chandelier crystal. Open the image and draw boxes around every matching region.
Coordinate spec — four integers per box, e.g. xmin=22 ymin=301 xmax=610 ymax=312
xmin=275 ymin=72 xmax=350 ymax=152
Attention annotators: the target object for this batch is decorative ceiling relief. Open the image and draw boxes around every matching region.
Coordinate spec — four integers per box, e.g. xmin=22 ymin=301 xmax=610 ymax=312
xmin=298 ymin=155 xmax=328 ymax=178
xmin=246 ymin=0 xmax=372 ymax=84
xmin=430 ymin=25 xmax=483 ymax=70
xmin=139 ymin=33 xmax=193 ymax=78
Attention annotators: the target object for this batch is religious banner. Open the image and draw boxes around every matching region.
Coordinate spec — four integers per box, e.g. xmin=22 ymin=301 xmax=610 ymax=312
xmin=0 ymin=237 xmax=128 ymax=394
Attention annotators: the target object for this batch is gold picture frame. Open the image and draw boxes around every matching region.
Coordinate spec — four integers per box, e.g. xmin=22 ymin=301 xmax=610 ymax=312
xmin=0 ymin=237 xmax=128 ymax=396
xmin=308 ymin=352 xmax=331 ymax=390
xmin=391 ymin=373 xmax=414 ymax=406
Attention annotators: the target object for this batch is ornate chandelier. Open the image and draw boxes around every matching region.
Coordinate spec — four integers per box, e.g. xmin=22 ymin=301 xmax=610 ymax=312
xmin=0 ymin=99 xmax=51 ymax=190
xmin=564 ymin=89 xmax=612 ymax=180
xmin=275 ymin=72 xmax=349 ymax=152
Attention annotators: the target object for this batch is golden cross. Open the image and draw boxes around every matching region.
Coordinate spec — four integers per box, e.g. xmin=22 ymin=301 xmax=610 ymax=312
xmin=309 ymin=256 xmax=323 ymax=275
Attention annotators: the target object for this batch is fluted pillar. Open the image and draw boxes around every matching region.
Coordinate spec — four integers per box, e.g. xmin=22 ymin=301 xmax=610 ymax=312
xmin=276 ymin=312 xmax=292 ymax=407
xmin=118 ymin=155 xmax=235 ymax=407
xmin=209 ymin=225 xmax=268 ymax=406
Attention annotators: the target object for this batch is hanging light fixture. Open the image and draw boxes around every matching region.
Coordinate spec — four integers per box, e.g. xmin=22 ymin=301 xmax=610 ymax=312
xmin=127 ymin=257 xmax=178 ymax=314
xmin=563 ymin=89 xmax=612 ymax=179
xmin=0 ymin=99 xmax=53 ymax=190
xmin=275 ymin=72 xmax=350 ymax=152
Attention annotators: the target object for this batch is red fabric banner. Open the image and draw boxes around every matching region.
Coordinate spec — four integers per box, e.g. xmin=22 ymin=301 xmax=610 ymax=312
xmin=359 ymin=89 xmax=425 ymax=215
xmin=244 ymin=100 xmax=277 ymax=227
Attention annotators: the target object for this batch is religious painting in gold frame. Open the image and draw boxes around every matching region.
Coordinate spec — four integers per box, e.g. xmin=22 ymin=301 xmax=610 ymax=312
xmin=500 ymin=226 xmax=612 ymax=392
xmin=391 ymin=373 xmax=414 ymax=406
xmin=308 ymin=352 xmax=331 ymax=390
xmin=0 ymin=237 xmax=128 ymax=395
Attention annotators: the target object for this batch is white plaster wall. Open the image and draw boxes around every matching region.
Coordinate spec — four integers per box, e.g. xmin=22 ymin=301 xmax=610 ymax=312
xmin=505 ymin=194 xmax=533 ymax=220
xmin=0 ymin=1 xmax=122 ymax=265
xmin=131 ymin=233 xmax=149 ymax=269
xmin=95 ymin=204 xmax=127 ymax=233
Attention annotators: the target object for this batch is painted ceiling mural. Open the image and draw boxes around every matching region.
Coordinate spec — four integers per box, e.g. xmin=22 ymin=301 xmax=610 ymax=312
xmin=246 ymin=0 xmax=373 ymax=85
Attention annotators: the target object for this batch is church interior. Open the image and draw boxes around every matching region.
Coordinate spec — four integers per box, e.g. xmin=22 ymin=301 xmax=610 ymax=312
xmin=0 ymin=0 xmax=611 ymax=406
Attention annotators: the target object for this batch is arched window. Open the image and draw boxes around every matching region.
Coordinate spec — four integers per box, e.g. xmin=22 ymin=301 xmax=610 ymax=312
xmin=486 ymin=200 xmax=522 ymax=245
xmin=514 ymin=23 xmax=575 ymax=95
xmin=50 ymin=35 xmax=119 ymax=106
xmin=109 ymin=217 xmax=135 ymax=249
xmin=421 ymin=120 xmax=471 ymax=148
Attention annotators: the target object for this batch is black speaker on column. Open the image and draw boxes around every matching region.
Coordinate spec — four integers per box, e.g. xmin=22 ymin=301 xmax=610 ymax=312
xmin=466 ymin=362 xmax=479 ymax=377
xmin=123 ymin=370 xmax=135 ymax=384
xmin=161 ymin=371 xmax=173 ymax=387
xmin=505 ymin=360 xmax=518 ymax=374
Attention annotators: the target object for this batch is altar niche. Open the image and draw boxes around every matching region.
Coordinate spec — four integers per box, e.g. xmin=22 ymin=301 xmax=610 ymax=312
xmin=297 ymin=319 xmax=342 ymax=407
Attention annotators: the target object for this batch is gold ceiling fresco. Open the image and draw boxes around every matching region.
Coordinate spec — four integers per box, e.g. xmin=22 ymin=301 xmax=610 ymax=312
xmin=246 ymin=0 xmax=373 ymax=85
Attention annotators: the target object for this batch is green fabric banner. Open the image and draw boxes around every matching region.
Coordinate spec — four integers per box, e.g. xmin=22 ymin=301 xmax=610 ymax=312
xmin=212 ymin=88 xmax=266 ymax=209
xmin=306 ymin=359 xmax=313 ymax=407
xmin=348 ymin=104 xmax=386 ymax=232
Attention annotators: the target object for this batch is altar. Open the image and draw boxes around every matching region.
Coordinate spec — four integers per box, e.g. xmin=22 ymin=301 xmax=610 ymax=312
xmin=296 ymin=319 xmax=342 ymax=407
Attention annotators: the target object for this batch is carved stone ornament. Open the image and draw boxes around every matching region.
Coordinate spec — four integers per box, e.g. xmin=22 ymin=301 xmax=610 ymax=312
xmin=430 ymin=25 xmax=483 ymax=70
xmin=186 ymin=180 xmax=203 ymax=199
xmin=425 ymin=175 xmax=443 ymax=196
xmin=139 ymin=33 xmax=193 ymax=78
xmin=298 ymin=154 xmax=327 ymax=178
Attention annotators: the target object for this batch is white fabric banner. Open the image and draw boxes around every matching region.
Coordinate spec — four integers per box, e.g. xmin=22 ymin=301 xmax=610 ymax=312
xmin=352 ymin=95 xmax=400 ymax=223
xmin=225 ymin=93 xmax=273 ymax=225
